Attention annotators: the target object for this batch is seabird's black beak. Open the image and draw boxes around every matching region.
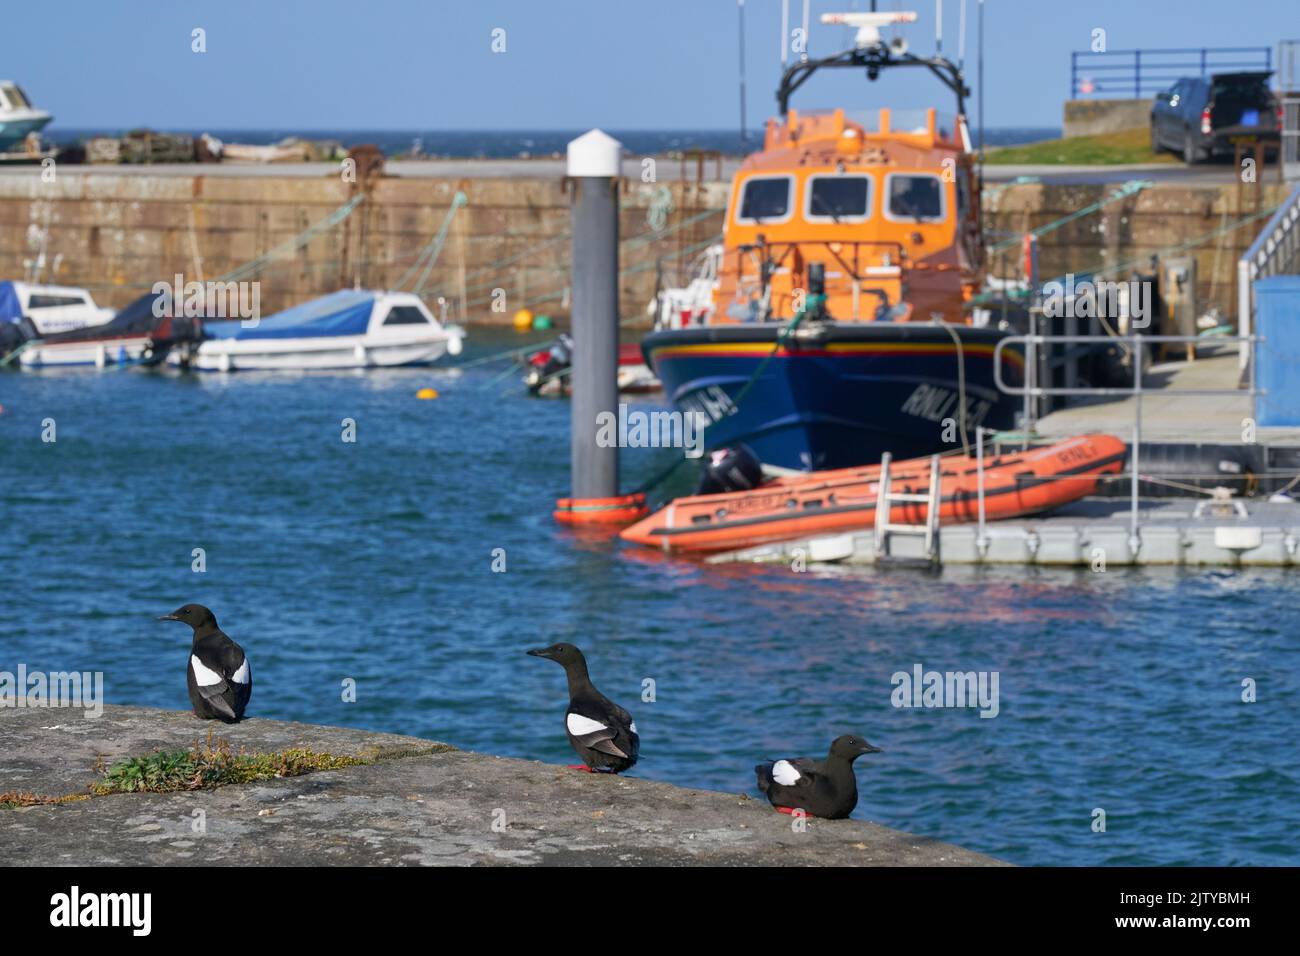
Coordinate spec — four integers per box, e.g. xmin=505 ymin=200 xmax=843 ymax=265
xmin=157 ymin=613 xmax=180 ymax=622
xmin=860 ymin=742 xmax=883 ymax=755
xmin=526 ymin=647 xmax=551 ymax=659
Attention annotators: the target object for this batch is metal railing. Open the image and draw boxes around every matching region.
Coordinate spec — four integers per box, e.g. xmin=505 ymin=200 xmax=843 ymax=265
xmin=1238 ymin=182 xmax=1300 ymax=372
xmin=1070 ymin=46 xmax=1271 ymax=99
xmin=991 ymin=333 xmax=1262 ymax=555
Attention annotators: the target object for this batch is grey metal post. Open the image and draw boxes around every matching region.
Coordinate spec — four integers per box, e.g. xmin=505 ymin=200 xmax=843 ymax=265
xmin=1130 ymin=334 xmax=1142 ymax=555
xmin=567 ymin=130 xmax=622 ymax=501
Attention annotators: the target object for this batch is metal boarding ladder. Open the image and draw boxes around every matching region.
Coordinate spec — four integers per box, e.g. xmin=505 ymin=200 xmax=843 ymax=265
xmin=874 ymin=453 xmax=942 ymax=563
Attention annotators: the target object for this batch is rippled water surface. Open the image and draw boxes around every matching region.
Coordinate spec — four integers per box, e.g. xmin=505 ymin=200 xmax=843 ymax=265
xmin=2 ymin=333 xmax=1296 ymax=865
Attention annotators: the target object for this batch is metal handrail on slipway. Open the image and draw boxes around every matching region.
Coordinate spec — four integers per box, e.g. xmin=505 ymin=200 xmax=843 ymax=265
xmin=1238 ymin=182 xmax=1300 ymax=372
xmin=1068 ymin=46 xmax=1271 ymax=99
xmin=989 ymin=333 xmax=1263 ymax=557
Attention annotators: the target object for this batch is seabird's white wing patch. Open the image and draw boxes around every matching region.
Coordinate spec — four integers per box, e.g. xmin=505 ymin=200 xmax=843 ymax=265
xmin=629 ymin=721 xmax=638 ymax=735
xmin=771 ymin=760 xmax=802 ymax=786
xmin=231 ymin=659 xmax=251 ymax=685
xmin=190 ymin=655 xmax=223 ymax=687
xmin=566 ymin=713 xmax=608 ymax=736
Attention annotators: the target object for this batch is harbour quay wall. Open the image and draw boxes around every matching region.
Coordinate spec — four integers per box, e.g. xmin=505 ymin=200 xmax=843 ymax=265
xmin=983 ymin=179 xmax=1293 ymax=322
xmin=0 ymin=704 xmax=1003 ymax=866
xmin=0 ymin=163 xmax=728 ymax=325
xmin=0 ymin=161 xmax=1283 ymax=328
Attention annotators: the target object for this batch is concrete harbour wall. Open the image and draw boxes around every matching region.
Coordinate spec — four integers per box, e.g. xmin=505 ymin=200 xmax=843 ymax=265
xmin=0 ymin=705 xmax=1003 ymax=866
xmin=0 ymin=165 xmax=727 ymax=324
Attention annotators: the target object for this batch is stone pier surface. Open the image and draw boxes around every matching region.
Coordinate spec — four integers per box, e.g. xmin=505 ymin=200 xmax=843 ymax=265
xmin=0 ymin=705 xmax=1002 ymax=866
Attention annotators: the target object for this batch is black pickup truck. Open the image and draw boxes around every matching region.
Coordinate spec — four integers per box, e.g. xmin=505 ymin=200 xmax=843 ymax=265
xmin=1150 ymin=71 xmax=1279 ymax=164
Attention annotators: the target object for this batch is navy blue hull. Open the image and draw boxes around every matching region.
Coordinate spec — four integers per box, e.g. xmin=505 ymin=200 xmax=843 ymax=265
xmin=644 ymin=322 xmax=1024 ymax=471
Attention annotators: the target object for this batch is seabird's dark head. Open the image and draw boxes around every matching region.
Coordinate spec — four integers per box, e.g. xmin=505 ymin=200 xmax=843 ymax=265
xmin=526 ymin=642 xmax=586 ymax=668
xmin=829 ymin=734 xmax=883 ymax=762
xmin=158 ymin=603 xmax=218 ymax=632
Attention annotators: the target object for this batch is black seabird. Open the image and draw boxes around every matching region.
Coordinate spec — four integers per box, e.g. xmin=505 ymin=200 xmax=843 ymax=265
xmin=159 ymin=604 xmax=252 ymax=723
xmin=527 ymin=642 xmax=639 ymax=773
xmin=755 ymin=734 xmax=882 ymax=819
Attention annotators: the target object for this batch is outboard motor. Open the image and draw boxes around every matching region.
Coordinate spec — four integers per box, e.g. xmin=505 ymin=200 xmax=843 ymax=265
xmin=696 ymin=443 xmax=765 ymax=495
xmin=525 ymin=334 xmax=573 ymax=395
xmin=0 ymin=317 xmax=38 ymax=361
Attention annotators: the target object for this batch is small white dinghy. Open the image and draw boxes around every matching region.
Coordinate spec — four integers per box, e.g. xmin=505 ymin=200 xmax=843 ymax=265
xmin=179 ymin=289 xmax=464 ymax=371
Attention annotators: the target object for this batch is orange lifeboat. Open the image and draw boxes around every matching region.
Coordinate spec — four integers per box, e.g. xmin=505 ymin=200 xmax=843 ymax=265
xmin=620 ymin=434 xmax=1126 ymax=554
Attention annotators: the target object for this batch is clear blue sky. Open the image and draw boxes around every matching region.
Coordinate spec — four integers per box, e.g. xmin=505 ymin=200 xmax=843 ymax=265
xmin=2 ymin=0 xmax=1293 ymax=131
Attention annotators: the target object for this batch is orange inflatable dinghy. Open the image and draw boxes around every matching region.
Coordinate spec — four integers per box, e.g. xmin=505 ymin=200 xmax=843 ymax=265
xmin=620 ymin=434 xmax=1127 ymax=554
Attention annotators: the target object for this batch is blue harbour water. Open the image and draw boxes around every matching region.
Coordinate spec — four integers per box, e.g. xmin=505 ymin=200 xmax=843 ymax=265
xmin=1 ymin=331 xmax=1296 ymax=866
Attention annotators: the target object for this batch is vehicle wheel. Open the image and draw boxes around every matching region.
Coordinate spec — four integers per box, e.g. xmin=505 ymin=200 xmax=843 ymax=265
xmin=1183 ymin=131 xmax=1204 ymax=165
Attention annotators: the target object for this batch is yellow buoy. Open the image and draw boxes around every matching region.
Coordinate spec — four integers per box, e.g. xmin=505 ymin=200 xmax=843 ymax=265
xmin=416 ymin=387 xmax=439 ymax=400
xmin=512 ymin=308 xmax=534 ymax=332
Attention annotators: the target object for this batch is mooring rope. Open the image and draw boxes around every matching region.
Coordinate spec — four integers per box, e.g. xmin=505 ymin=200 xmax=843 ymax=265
xmin=938 ymin=321 xmax=971 ymax=456
xmin=398 ymin=190 xmax=468 ymax=296
xmin=629 ymin=309 xmax=812 ymax=497
xmin=216 ymin=194 xmax=367 ymax=284
xmin=987 ymin=179 xmax=1153 ymax=254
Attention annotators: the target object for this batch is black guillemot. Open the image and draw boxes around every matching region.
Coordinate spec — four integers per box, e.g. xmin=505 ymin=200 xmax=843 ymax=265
xmin=755 ymin=734 xmax=881 ymax=819
xmin=527 ymin=642 xmax=639 ymax=773
xmin=159 ymin=603 xmax=252 ymax=723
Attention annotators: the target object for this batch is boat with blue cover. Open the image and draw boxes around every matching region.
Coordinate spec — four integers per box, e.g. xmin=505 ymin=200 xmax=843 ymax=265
xmin=180 ymin=289 xmax=464 ymax=371
xmin=643 ymin=10 xmax=1023 ymax=470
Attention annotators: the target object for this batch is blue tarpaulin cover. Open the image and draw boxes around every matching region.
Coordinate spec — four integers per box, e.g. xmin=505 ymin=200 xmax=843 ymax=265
xmin=203 ymin=290 xmax=375 ymax=340
xmin=0 ymin=281 xmax=23 ymax=322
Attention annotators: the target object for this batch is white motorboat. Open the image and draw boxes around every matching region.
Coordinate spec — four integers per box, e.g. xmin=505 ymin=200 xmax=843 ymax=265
xmin=0 ymin=82 xmax=52 ymax=152
xmin=9 ymin=289 xmax=203 ymax=368
xmin=0 ymin=281 xmax=115 ymax=334
xmin=179 ymin=289 xmax=464 ymax=371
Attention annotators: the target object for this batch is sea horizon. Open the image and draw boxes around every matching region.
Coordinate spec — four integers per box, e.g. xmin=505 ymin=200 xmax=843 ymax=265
xmin=41 ymin=125 xmax=1063 ymax=158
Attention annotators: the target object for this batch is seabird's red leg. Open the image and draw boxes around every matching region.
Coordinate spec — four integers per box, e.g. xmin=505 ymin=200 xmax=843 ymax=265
xmin=567 ymin=764 xmax=594 ymax=773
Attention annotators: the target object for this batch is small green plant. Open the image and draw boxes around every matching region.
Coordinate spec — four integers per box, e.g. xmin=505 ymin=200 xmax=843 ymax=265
xmin=91 ymin=735 xmax=366 ymax=796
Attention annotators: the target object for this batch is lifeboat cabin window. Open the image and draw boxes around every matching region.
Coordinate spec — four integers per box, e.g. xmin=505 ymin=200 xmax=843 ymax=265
xmin=805 ymin=175 xmax=872 ymax=223
xmin=884 ymin=173 xmax=946 ymax=223
xmin=382 ymin=305 xmax=431 ymax=325
xmin=736 ymin=176 xmax=794 ymax=224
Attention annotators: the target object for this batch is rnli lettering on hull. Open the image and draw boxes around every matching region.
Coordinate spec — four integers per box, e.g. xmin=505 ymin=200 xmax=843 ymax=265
xmin=900 ymin=383 xmax=993 ymax=428
xmin=679 ymin=385 xmax=738 ymax=426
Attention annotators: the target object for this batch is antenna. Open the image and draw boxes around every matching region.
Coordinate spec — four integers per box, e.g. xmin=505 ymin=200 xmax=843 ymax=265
xmin=958 ymin=0 xmax=966 ymax=68
xmin=977 ymin=0 xmax=984 ymax=174
xmin=820 ymin=10 xmax=918 ymax=50
xmin=802 ymin=0 xmax=811 ymax=61
xmin=781 ymin=0 xmax=789 ymax=68
xmin=738 ymin=0 xmax=747 ymax=144
xmin=935 ymin=0 xmax=943 ymax=57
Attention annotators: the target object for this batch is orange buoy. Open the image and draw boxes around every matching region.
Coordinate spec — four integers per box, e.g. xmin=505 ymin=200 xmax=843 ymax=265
xmin=554 ymin=492 xmax=649 ymax=525
xmin=416 ymin=387 xmax=438 ymax=399
xmin=513 ymin=309 xmax=534 ymax=332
